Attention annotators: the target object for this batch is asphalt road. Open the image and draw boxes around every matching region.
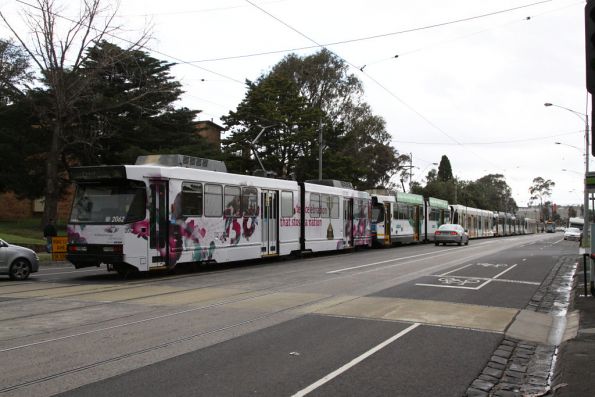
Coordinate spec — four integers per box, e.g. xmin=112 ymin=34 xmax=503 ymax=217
xmin=0 ymin=232 xmax=577 ymax=396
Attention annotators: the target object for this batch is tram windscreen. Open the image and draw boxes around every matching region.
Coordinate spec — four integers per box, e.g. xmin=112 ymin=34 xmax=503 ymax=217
xmin=70 ymin=181 xmax=146 ymax=224
xmin=371 ymin=204 xmax=384 ymax=223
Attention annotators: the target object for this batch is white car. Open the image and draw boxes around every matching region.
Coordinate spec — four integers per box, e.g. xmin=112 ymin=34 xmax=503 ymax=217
xmin=0 ymin=239 xmax=40 ymax=280
xmin=563 ymin=227 xmax=581 ymax=241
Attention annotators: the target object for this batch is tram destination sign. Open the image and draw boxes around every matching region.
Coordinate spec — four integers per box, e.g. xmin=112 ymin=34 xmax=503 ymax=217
xmin=69 ymin=166 xmax=127 ymax=181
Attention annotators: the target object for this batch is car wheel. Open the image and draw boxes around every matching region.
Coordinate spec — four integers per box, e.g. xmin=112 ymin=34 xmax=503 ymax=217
xmin=458 ymin=238 xmax=462 ymax=246
xmin=9 ymin=258 xmax=31 ymax=280
xmin=435 ymin=242 xmax=439 ymax=246
xmin=465 ymin=239 xmax=469 ymax=245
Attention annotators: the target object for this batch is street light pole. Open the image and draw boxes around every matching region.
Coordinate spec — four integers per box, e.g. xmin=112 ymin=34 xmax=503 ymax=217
xmin=545 ymin=103 xmax=590 ymax=245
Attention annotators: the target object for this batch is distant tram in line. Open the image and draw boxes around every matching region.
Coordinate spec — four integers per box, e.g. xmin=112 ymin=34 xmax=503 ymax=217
xmin=65 ymin=154 xmax=537 ymax=275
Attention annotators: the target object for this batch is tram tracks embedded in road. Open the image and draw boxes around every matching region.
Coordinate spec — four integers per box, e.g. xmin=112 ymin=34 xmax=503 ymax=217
xmin=0 ymin=235 xmax=548 ymax=394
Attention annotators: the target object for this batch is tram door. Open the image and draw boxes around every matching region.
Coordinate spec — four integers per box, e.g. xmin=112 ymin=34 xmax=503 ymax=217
xmin=149 ymin=180 xmax=169 ymax=266
xmin=384 ymin=202 xmax=391 ymax=245
xmin=261 ymin=190 xmax=278 ymax=255
xmin=343 ymin=198 xmax=353 ymax=247
xmin=413 ymin=206 xmax=420 ymax=241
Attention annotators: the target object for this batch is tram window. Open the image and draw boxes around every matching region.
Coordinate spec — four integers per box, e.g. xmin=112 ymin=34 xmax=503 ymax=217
xmin=242 ymin=187 xmax=258 ymax=216
xmin=224 ymin=186 xmax=241 ymax=217
xmin=181 ymin=182 xmax=203 ymax=217
xmin=310 ymin=193 xmax=320 ymax=218
xmin=330 ymin=196 xmax=339 ymax=219
xmin=429 ymin=209 xmax=439 ymax=222
xmin=281 ymin=191 xmax=293 ymax=218
xmin=205 ymin=184 xmax=223 ymax=217
xmin=320 ymin=194 xmax=330 ymax=218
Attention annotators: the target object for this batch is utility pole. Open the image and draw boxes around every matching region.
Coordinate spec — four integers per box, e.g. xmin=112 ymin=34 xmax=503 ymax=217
xmin=409 ymin=152 xmax=413 ymax=192
xmin=318 ymin=118 xmax=323 ymax=180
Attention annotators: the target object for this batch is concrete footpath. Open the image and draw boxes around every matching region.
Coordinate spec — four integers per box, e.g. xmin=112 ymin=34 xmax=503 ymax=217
xmin=551 ymin=257 xmax=595 ymax=397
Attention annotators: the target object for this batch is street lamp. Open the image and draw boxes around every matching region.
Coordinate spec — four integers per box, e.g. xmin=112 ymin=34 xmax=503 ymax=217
xmin=545 ymin=102 xmax=590 ymax=244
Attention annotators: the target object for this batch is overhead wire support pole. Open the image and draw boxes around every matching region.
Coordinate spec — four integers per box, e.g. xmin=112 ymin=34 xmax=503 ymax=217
xmin=545 ymin=103 xmax=590 ymax=248
xmin=250 ymin=125 xmax=276 ymax=174
xmin=319 ymin=118 xmax=323 ymax=180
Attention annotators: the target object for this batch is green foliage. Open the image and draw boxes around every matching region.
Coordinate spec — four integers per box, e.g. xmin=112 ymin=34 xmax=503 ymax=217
xmin=67 ymin=41 xmax=208 ymax=166
xmin=415 ymin=165 xmax=517 ymax=212
xmin=0 ymin=39 xmax=32 ymax=104
xmin=0 ymin=41 xmax=215 ymax=199
xmin=437 ymin=155 xmax=453 ymax=182
xmin=222 ymin=50 xmax=402 ymax=188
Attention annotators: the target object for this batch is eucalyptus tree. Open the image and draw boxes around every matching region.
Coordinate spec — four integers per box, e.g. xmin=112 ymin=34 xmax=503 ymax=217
xmin=529 ymin=177 xmax=555 ymax=221
xmin=223 ymin=49 xmax=402 ymax=188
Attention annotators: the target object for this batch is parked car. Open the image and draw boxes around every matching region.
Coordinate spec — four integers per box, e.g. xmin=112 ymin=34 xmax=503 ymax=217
xmin=434 ymin=224 xmax=469 ymax=246
xmin=0 ymin=239 xmax=39 ymax=280
xmin=563 ymin=227 xmax=581 ymax=241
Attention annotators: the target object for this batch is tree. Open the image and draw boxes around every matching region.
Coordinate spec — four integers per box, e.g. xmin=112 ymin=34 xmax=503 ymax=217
xmin=529 ymin=177 xmax=555 ymax=221
xmin=0 ymin=0 xmax=150 ymax=227
xmin=222 ymin=50 xmax=403 ymax=188
xmin=470 ymin=174 xmax=517 ymax=212
xmin=0 ymin=39 xmax=33 ymax=105
xmin=68 ymin=41 xmax=207 ymax=166
xmin=437 ymin=155 xmax=453 ymax=182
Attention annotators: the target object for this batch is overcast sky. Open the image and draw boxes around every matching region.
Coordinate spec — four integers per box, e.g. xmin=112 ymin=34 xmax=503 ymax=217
xmin=1 ymin=0 xmax=588 ymax=207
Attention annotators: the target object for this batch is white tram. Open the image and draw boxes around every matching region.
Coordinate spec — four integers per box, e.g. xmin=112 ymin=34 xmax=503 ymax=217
xmin=66 ymin=155 xmax=371 ymax=274
xmin=450 ymin=205 xmax=494 ymax=238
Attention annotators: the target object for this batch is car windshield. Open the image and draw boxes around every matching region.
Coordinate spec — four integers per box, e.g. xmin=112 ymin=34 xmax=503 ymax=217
xmin=70 ymin=181 xmax=146 ymax=224
xmin=566 ymin=228 xmax=580 ymax=233
xmin=438 ymin=224 xmax=457 ymax=231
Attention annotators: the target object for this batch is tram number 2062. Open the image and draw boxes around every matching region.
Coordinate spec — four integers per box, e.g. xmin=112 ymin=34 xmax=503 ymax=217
xmin=107 ymin=216 xmax=125 ymax=223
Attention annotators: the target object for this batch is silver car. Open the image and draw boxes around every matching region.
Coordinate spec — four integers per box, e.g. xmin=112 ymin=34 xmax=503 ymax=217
xmin=434 ymin=224 xmax=469 ymax=246
xmin=0 ymin=239 xmax=40 ymax=280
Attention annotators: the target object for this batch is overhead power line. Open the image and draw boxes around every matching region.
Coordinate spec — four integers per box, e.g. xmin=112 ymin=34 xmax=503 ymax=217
xmin=392 ymin=130 xmax=583 ymax=145
xmin=13 ymin=0 xmax=246 ymax=85
xmin=191 ymin=0 xmax=552 ymax=64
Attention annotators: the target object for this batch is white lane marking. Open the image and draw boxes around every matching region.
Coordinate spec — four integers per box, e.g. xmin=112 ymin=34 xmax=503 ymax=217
xmin=327 ymin=248 xmax=462 ymax=274
xmin=291 ymin=323 xmax=420 ymax=397
xmin=415 ymin=283 xmax=482 ymax=290
xmin=439 ymin=263 xmax=474 ymax=276
xmin=492 ymin=264 xmax=517 ymax=280
xmin=551 ymin=239 xmax=564 ymax=245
